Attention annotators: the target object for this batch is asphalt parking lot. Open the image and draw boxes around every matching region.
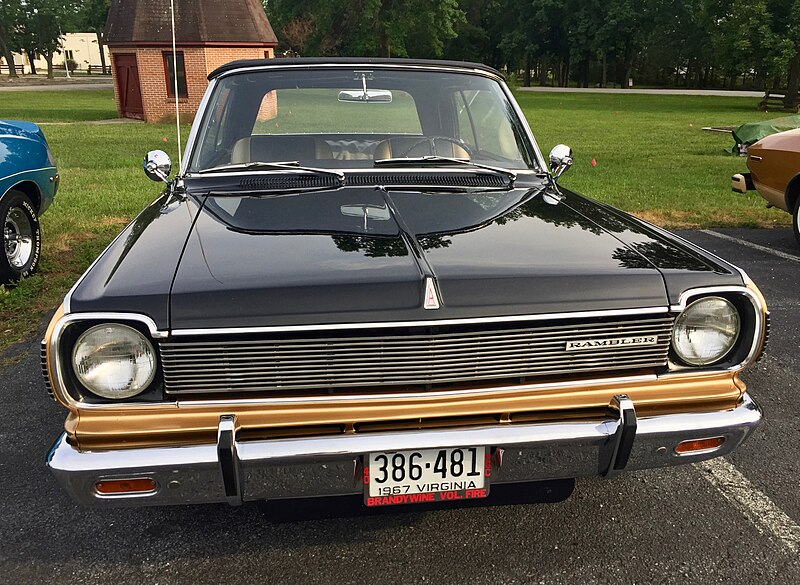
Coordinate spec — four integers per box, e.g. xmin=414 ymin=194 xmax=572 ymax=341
xmin=1 ymin=228 xmax=798 ymax=585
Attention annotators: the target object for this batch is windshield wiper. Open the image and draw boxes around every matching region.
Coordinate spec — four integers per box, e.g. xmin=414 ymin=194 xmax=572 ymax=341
xmin=374 ymin=156 xmax=516 ymax=185
xmin=197 ymin=161 xmax=345 ymax=184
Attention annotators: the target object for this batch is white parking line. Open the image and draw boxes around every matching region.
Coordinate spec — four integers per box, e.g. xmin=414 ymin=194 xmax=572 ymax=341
xmin=695 ymin=458 xmax=800 ymax=555
xmin=700 ymin=229 xmax=800 ymax=263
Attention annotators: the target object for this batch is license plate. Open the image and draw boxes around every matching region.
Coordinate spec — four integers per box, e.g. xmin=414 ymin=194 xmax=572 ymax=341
xmin=364 ymin=446 xmax=490 ymax=507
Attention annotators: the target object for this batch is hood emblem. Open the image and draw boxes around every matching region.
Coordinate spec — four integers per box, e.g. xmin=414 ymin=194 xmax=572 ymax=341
xmin=566 ymin=336 xmax=658 ymax=351
xmin=423 ymin=277 xmax=440 ymax=310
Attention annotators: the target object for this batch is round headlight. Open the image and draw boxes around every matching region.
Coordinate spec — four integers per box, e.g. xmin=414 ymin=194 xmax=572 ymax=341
xmin=72 ymin=323 xmax=156 ymax=399
xmin=672 ymin=297 xmax=740 ymax=366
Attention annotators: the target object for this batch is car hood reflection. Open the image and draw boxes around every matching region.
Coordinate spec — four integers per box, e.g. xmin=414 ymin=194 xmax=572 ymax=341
xmin=169 ymin=184 xmax=673 ymax=329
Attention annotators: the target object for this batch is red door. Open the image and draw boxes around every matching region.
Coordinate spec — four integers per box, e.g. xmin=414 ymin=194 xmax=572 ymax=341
xmin=114 ymin=54 xmax=144 ymax=120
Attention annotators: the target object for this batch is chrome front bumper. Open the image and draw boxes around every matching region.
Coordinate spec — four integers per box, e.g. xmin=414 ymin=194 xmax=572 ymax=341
xmin=47 ymin=393 xmax=762 ymax=507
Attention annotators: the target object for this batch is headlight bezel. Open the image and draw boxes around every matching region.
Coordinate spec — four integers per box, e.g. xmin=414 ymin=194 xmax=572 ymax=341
xmin=58 ymin=319 xmax=164 ymax=404
xmin=669 ymin=289 xmax=763 ymax=371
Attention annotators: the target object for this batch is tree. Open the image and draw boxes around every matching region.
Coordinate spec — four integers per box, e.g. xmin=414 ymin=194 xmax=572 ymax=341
xmin=2 ymin=0 xmax=81 ymax=78
xmin=26 ymin=10 xmax=64 ymax=78
xmin=75 ymin=0 xmax=110 ymax=74
xmin=266 ymin=0 xmax=464 ymax=58
xmin=0 ymin=1 xmax=23 ymax=77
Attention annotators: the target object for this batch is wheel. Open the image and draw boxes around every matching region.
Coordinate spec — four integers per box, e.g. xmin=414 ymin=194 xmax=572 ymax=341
xmin=1 ymin=190 xmax=41 ymax=285
xmin=398 ymin=136 xmax=475 ymax=158
xmin=793 ymin=197 xmax=800 ymax=248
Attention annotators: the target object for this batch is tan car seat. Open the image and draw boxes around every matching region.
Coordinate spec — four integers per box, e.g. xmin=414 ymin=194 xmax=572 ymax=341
xmin=230 ymin=136 xmax=333 ymax=164
xmin=374 ymin=137 xmax=470 ymax=160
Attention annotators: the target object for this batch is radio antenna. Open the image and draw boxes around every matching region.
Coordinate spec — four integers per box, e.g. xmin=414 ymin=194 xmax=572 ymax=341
xmin=169 ymin=0 xmax=182 ymax=172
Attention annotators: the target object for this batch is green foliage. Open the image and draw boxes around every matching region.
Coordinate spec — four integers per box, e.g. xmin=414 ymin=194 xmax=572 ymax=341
xmin=72 ymin=0 xmax=110 ymax=34
xmin=0 ymin=0 xmax=83 ymax=77
xmin=263 ymin=0 xmax=800 ymax=91
xmin=266 ymin=0 xmax=465 ymax=57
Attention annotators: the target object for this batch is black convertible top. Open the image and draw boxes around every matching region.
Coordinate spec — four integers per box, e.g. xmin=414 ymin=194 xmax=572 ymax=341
xmin=208 ymin=57 xmax=504 ymax=81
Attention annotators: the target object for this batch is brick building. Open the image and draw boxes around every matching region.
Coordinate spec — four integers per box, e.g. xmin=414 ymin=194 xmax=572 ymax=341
xmin=104 ymin=0 xmax=278 ymax=122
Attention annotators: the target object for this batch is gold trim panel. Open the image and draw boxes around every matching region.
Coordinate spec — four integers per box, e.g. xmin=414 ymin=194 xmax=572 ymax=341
xmin=70 ymin=371 xmax=744 ymax=450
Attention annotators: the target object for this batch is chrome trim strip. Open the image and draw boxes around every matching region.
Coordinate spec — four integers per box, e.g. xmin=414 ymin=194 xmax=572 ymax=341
xmin=668 ymin=285 xmax=765 ymax=372
xmin=181 ymin=77 xmax=217 ymax=175
xmin=498 ymin=81 xmax=546 ymax=171
xmin=170 ymin=306 xmax=669 ymax=336
xmin=214 ymin=62 xmax=505 ymax=82
xmin=0 ymin=165 xmax=58 ymax=185
xmin=180 ymin=374 xmax=657 ymax=406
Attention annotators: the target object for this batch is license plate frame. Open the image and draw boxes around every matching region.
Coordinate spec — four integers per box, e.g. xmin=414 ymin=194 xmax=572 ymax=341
xmin=363 ymin=446 xmax=491 ymax=507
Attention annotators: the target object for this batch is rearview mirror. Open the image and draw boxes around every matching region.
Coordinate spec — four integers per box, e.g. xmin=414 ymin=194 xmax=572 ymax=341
xmin=341 ymin=203 xmax=391 ymax=220
xmin=338 ymin=89 xmax=393 ymax=103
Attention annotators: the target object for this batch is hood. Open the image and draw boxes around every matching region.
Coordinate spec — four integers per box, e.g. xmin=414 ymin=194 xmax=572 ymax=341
xmin=69 ymin=180 xmax=743 ymax=331
xmin=169 ymin=181 xmax=674 ymax=329
xmin=68 ymin=193 xmax=203 ymax=328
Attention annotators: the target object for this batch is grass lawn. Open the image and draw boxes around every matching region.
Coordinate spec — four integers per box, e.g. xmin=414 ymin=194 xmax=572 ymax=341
xmin=0 ymin=88 xmax=793 ymax=354
xmin=0 ymin=89 xmax=117 ymax=122
xmin=521 ymin=91 xmax=791 ymax=228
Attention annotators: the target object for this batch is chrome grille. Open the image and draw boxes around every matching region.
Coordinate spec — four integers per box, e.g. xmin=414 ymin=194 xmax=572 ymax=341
xmin=160 ymin=315 xmax=673 ymax=395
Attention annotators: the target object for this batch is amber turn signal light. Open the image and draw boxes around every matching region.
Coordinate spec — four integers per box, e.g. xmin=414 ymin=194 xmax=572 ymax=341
xmin=95 ymin=478 xmax=157 ymax=495
xmin=674 ymin=436 xmax=725 ymax=455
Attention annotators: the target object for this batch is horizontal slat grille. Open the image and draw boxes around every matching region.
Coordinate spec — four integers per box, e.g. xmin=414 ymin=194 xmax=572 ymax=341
xmin=160 ymin=316 xmax=673 ymax=395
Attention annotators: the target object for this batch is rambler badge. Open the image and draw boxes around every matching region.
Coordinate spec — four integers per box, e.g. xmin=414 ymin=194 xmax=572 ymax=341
xmin=566 ymin=336 xmax=658 ymax=351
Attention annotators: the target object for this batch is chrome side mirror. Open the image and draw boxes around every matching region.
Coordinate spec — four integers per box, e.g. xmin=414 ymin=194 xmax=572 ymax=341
xmin=143 ymin=150 xmax=172 ymax=182
xmin=549 ymin=144 xmax=573 ymax=181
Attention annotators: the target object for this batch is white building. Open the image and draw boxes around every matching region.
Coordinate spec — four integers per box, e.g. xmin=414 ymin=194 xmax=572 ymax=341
xmin=6 ymin=32 xmax=111 ymax=73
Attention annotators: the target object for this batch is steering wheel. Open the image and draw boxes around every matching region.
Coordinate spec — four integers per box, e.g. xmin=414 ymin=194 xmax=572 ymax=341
xmin=399 ymin=136 xmax=475 ymax=158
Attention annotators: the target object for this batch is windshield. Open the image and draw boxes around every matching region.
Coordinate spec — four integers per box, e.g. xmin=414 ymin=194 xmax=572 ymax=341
xmin=189 ymin=68 xmax=537 ymax=173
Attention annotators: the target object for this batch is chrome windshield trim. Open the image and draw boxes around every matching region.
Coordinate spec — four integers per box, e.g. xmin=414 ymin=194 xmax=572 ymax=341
xmin=498 ymin=82 xmax=547 ymax=172
xmin=169 ymin=306 xmax=670 ymax=337
xmin=181 ymin=76 xmax=217 ymax=176
xmin=214 ymin=62 xmax=506 ymax=83
xmin=183 ymin=63 xmax=538 ymax=175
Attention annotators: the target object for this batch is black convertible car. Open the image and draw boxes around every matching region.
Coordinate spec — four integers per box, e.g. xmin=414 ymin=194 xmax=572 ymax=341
xmin=44 ymin=59 xmax=766 ymax=508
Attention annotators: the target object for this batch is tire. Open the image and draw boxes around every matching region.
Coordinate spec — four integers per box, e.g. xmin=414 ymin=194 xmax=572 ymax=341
xmin=794 ymin=196 xmax=800 ymax=248
xmin=1 ymin=190 xmax=42 ymax=285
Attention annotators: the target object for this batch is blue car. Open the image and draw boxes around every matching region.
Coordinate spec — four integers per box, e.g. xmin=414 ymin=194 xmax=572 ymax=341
xmin=0 ymin=120 xmax=58 ymax=284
